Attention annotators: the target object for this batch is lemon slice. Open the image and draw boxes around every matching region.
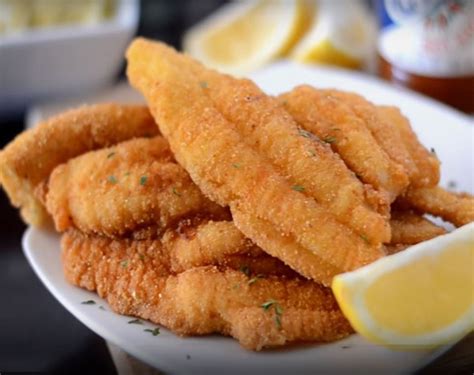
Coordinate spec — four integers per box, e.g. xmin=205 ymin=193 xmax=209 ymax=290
xmin=332 ymin=223 xmax=474 ymax=349
xmin=290 ymin=0 xmax=376 ymax=69
xmin=183 ymin=0 xmax=313 ymax=75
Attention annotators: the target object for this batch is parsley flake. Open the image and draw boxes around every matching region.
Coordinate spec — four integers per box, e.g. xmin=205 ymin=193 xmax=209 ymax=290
xmin=140 ymin=175 xmax=148 ymax=186
xmin=139 ymin=254 xmax=145 ymax=261
xmin=107 ymin=175 xmax=117 ymax=184
xmin=323 ymin=136 xmax=337 ymax=144
xmin=292 ymin=185 xmax=305 ymax=192
xmin=144 ymin=327 xmax=160 ymax=336
xmin=124 ymin=172 xmax=131 ymax=177
xmin=261 ymin=300 xmax=276 ymax=311
xmin=232 ymin=163 xmax=241 ymax=169
xmin=248 ymin=274 xmax=264 ymax=285
xmin=298 ymin=129 xmax=313 ymax=139
xmin=128 ymin=319 xmax=143 ymax=325
xmin=172 ymin=187 xmax=181 ymax=197
xmin=81 ymin=300 xmax=96 ymax=305
xmin=360 ymin=234 xmax=369 ymax=244
xmin=121 ymin=260 xmax=128 ymax=268
xmin=107 ymin=152 xmax=115 ymax=159
xmin=199 ymin=81 xmax=208 ymax=89
xmin=447 ymin=180 xmax=457 ymax=189
xmin=99 ymin=306 xmax=106 ymax=311
xmin=261 ymin=300 xmax=283 ymax=329
xmin=240 ymin=265 xmax=250 ymax=277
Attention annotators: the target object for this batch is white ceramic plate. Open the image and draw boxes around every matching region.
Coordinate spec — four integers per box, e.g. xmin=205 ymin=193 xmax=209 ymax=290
xmin=22 ymin=62 xmax=473 ymax=374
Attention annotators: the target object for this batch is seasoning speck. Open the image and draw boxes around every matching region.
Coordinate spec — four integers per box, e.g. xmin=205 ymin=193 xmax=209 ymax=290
xmin=107 ymin=152 xmax=115 ymax=159
xmin=240 ymin=265 xmax=250 ymax=277
xmin=292 ymin=185 xmax=305 ymax=192
xmin=199 ymin=81 xmax=208 ymax=89
xmin=360 ymin=234 xmax=369 ymax=244
xmin=140 ymin=175 xmax=148 ymax=186
xmin=81 ymin=300 xmax=96 ymax=305
xmin=172 ymin=187 xmax=181 ymax=197
xmin=144 ymin=327 xmax=160 ymax=336
xmin=107 ymin=175 xmax=117 ymax=184
xmin=128 ymin=319 xmax=143 ymax=325
xmin=323 ymin=136 xmax=337 ymax=144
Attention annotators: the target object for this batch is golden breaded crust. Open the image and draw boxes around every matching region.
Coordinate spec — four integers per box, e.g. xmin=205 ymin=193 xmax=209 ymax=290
xmin=403 ymin=186 xmax=474 ymax=227
xmin=377 ymin=106 xmax=440 ymax=187
xmin=325 ymin=90 xmax=418 ymax=181
xmin=390 ymin=210 xmax=446 ymax=245
xmin=0 ymin=104 xmax=158 ymax=226
xmin=46 ymin=137 xmax=227 ymax=237
xmin=126 ymin=38 xmax=384 ymax=285
xmin=62 ymin=228 xmax=352 ymax=350
xmin=279 ymin=86 xmax=409 ymax=201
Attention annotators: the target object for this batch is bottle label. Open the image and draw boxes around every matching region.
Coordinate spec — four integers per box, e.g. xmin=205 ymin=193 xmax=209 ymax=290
xmin=378 ymin=0 xmax=474 ymax=77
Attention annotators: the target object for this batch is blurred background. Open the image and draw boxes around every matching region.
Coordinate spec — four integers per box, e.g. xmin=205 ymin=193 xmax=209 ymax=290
xmin=0 ymin=1 xmax=472 ymax=374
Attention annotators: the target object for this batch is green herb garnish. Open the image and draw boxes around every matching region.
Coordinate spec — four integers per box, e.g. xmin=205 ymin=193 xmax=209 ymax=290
xmin=140 ymin=175 xmax=148 ymax=186
xmin=128 ymin=319 xmax=143 ymax=325
xmin=144 ymin=327 xmax=160 ymax=336
xmin=172 ymin=187 xmax=181 ymax=197
xmin=81 ymin=300 xmax=96 ymax=305
xmin=248 ymin=274 xmax=264 ymax=285
xmin=447 ymin=180 xmax=457 ymax=189
xmin=240 ymin=265 xmax=250 ymax=277
xmin=261 ymin=299 xmax=283 ymax=329
xmin=323 ymin=136 xmax=337 ymax=144
xmin=121 ymin=260 xmax=128 ymax=268
xmin=292 ymin=185 xmax=305 ymax=192
xmin=107 ymin=175 xmax=117 ymax=184
xmin=298 ymin=129 xmax=313 ymax=139
xmin=360 ymin=234 xmax=369 ymax=244
xmin=107 ymin=152 xmax=115 ymax=159
xmin=139 ymin=254 xmax=145 ymax=261
xmin=199 ymin=81 xmax=208 ymax=89
xmin=124 ymin=172 xmax=131 ymax=177
xmin=261 ymin=299 xmax=276 ymax=311
xmin=232 ymin=163 xmax=241 ymax=169
xmin=99 ymin=306 xmax=106 ymax=310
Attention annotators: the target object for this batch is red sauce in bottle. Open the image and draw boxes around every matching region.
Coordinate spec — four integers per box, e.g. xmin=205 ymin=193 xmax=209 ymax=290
xmin=377 ymin=0 xmax=474 ymax=113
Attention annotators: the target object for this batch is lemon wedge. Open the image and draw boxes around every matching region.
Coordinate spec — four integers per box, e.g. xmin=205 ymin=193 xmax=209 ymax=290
xmin=332 ymin=223 xmax=474 ymax=349
xmin=183 ymin=0 xmax=313 ymax=75
xmin=290 ymin=0 xmax=376 ymax=69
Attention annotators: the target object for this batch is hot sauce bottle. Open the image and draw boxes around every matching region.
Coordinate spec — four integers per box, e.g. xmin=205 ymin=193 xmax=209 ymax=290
xmin=376 ymin=0 xmax=474 ymax=113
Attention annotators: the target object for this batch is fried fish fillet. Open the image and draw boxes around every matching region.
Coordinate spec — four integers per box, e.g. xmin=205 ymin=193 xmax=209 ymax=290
xmin=377 ymin=106 xmax=440 ymax=187
xmin=279 ymin=86 xmax=409 ymax=201
xmin=389 ymin=210 xmax=446 ymax=245
xmin=126 ymin=38 xmax=384 ymax=285
xmin=324 ymin=90 xmax=418 ymax=181
xmin=0 ymin=104 xmax=158 ymax=226
xmin=62 ymin=228 xmax=352 ymax=350
xmin=402 ymin=186 xmax=474 ymax=227
xmin=46 ymin=137 xmax=227 ymax=237
xmin=139 ymin=44 xmax=390 ymax=245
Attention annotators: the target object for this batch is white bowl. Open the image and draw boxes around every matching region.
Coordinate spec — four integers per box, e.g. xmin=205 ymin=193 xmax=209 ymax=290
xmin=0 ymin=0 xmax=139 ymax=115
